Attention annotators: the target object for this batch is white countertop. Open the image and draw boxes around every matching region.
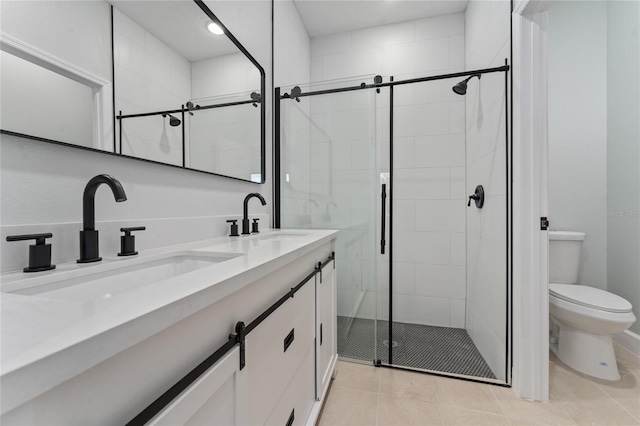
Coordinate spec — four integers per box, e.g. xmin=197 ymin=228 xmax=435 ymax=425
xmin=0 ymin=229 xmax=337 ymax=414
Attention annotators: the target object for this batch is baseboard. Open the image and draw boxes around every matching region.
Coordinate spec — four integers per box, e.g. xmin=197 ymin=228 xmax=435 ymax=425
xmin=613 ymin=330 xmax=640 ymax=356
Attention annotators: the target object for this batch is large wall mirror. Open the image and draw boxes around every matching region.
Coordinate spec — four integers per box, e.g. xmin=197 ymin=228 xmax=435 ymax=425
xmin=0 ymin=0 xmax=265 ymax=183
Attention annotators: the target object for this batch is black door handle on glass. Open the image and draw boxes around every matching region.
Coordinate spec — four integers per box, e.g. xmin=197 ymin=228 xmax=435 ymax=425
xmin=381 ymin=184 xmax=387 ymax=254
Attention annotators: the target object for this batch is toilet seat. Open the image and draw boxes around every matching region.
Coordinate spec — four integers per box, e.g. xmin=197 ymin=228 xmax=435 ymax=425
xmin=549 ymin=284 xmax=632 ymax=313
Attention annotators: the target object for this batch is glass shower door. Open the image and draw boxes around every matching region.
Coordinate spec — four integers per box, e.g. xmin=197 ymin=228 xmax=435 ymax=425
xmin=279 ymin=82 xmax=382 ymax=363
xmin=385 ymin=74 xmax=508 ymax=382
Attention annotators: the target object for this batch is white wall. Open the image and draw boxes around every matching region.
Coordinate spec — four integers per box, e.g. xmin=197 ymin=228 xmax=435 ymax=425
xmin=465 ymin=0 xmax=510 ymax=380
xmin=191 ymin=52 xmax=261 ymax=100
xmin=607 ymin=0 xmax=640 ymax=334
xmin=308 ymin=13 xmax=467 ymax=327
xmin=0 ymin=51 xmax=94 ymax=147
xmin=548 ymin=1 xmax=608 ymax=290
xmin=1 ymin=0 xmax=272 ymax=269
xmin=114 ymin=8 xmax=189 ymax=166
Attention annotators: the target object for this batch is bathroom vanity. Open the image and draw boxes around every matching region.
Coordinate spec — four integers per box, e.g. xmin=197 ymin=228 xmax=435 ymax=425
xmin=0 ymin=229 xmax=337 ymax=425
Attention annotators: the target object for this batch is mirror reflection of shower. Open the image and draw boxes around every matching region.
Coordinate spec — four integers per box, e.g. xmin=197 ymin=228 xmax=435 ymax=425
xmin=162 ymin=113 xmax=181 ymax=127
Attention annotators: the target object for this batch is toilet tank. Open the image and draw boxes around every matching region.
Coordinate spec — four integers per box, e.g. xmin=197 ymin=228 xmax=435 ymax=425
xmin=548 ymin=231 xmax=585 ymax=284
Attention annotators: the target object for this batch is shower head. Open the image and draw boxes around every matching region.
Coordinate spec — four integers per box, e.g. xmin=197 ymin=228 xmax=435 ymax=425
xmin=452 ymin=74 xmax=481 ymax=95
xmin=162 ymin=113 xmax=181 ymax=127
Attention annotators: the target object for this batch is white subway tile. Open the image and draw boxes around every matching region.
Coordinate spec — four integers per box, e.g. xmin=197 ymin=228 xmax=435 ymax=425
xmin=415 ymin=264 xmax=466 ymax=299
xmin=394 ymin=103 xmax=450 ymax=138
xmin=392 ymin=262 xmax=417 ymax=295
xmin=450 ymin=166 xmax=466 ymax=200
xmin=352 ymin=20 xmax=415 ymax=50
xmin=393 ymin=231 xmax=450 ymax=264
xmin=393 ymin=137 xmax=415 ymax=169
xmin=414 ymin=13 xmax=465 ymax=40
xmin=450 ymin=299 xmax=466 ymax=328
xmin=414 ymin=134 xmax=465 ymax=168
xmin=450 ymin=232 xmax=466 ymax=266
xmin=394 ymin=168 xmax=450 ymax=200
xmin=393 ymin=199 xmax=416 ymax=232
xmin=449 ymin=35 xmax=466 ymax=69
xmin=392 ymin=294 xmax=451 ymax=327
xmin=311 ymin=32 xmax=352 ymax=58
xmin=415 ymin=199 xmax=465 ymax=232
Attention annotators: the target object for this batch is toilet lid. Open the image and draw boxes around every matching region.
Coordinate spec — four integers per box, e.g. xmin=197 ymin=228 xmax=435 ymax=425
xmin=549 ymin=284 xmax=633 ymax=313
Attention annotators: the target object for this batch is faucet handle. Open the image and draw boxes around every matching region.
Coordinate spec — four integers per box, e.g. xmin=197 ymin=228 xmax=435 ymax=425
xmin=227 ymin=220 xmax=239 ymax=237
xmin=118 ymin=226 xmax=145 ymax=256
xmin=251 ymin=218 xmax=260 ymax=234
xmin=120 ymin=226 xmax=146 ymax=235
xmin=6 ymin=233 xmax=56 ymax=272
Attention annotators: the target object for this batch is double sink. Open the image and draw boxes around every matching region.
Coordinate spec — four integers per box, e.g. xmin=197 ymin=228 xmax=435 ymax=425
xmin=1 ymin=232 xmax=307 ymax=303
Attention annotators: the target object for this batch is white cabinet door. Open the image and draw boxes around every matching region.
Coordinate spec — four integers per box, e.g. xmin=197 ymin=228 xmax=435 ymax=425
xmin=315 ymin=261 xmax=337 ymax=400
xmin=148 ymin=347 xmax=247 ymax=426
xmin=245 ymin=280 xmax=316 ymax=425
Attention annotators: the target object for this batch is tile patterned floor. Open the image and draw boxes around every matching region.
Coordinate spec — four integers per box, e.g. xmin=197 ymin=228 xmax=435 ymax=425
xmin=318 ymin=344 xmax=640 ymax=425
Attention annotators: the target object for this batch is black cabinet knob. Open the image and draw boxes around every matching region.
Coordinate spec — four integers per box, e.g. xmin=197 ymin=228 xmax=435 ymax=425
xmin=6 ymin=233 xmax=56 ymax=272
xmin=118 ymin=226 xmax=145 ymax=256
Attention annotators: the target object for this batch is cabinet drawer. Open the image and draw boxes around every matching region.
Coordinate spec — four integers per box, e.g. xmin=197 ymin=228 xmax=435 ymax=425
xmin=245 ymin=279 xmax=315 ymax=425
xmin=265 ymin=342 xmax=315 ymax=426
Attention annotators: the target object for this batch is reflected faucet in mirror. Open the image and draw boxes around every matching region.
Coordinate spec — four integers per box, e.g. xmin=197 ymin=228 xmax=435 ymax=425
xmin=242 ymin=193 xmax=266 ymax=235
xmin=78 ymin=174 xmax=127 ymax=263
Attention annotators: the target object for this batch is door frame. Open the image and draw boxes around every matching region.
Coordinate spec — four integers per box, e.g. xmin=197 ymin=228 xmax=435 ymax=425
xmin=512 ymin=0 xmax=551 ymax=402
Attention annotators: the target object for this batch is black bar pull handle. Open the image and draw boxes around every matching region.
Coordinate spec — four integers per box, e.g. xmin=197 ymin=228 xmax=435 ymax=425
xmin=320 ymin=323 xmax=323 ymax=346
xmin=284 ymin=328 xmax=295 ymax=352
xmin=286 ymin=409 xmax=295 ymax=426
xmin=381 ymin=184 xmax=387 ymax=254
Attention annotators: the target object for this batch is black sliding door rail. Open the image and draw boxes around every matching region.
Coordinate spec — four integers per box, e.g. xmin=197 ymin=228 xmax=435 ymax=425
xmin=126 ymin=252 xmax=335 ymax=426
xmin=278 ymin=65 xmax=509 ymax=100
xmin=116 ymin=99 xmax=257 ymax=121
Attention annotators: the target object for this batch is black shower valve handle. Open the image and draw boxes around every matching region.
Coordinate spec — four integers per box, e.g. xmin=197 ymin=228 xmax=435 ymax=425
xmin=468 ymin=185 xmax=485 ymax=208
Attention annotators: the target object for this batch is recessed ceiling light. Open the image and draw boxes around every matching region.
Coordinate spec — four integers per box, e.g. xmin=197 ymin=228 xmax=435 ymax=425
xmin=206 ymin=22 xmax=224 ymax=35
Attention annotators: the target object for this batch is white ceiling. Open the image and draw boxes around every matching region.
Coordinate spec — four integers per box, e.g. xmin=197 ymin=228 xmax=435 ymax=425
xmin=109 ymin=1 xmax=239 ymax=62
xmin=293 ymin=0 xmax=469 ymax=38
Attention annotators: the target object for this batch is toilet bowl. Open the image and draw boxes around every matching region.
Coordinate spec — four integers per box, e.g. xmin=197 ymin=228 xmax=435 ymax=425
xmin=548 ymin=231 xmax=636 ymax=381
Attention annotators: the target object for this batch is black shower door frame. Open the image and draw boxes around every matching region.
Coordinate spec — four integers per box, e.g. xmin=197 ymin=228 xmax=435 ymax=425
xmin=274 ymin=62 xmax=512 ymax=386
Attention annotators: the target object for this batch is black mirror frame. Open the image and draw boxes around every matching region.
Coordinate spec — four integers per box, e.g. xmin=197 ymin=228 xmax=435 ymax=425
xmin=1 ymin=0 xmax=266 ymax=185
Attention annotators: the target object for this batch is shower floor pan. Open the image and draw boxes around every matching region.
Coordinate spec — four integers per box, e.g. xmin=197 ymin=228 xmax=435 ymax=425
xmin=337 ymin=316 xmax=496 ymax=379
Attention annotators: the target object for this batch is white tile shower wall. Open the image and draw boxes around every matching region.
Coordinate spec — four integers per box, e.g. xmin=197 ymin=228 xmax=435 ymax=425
xmin=188 ymin=53 xmax=261 ymax=177
xmin=274 ymin=0 xmax=312 ymax=228
xmin=310 ymin=13 xmax=467 ymax=326
xmin=308 ymin=90 xmax=378 ymax=321
xmin=1 ymin=1 xmax=272 ymax=252
xmin=113 ymin=8 xmax=190 ymax=166
xmin=464 ymin=0 xmax=510 ymax=381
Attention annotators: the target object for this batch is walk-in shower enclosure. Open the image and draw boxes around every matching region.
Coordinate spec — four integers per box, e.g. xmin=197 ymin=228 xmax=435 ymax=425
xmin=275 ymin=62 xmax=511 ymax=384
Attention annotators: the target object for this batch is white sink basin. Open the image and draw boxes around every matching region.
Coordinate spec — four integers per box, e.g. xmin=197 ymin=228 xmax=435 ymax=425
xmin=6 ymin=251 xmax=240 ymax=302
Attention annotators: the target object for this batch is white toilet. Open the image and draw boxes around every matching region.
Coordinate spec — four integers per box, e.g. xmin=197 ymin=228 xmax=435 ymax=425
xmin=548 ymin=231 xmax=636 ymax=381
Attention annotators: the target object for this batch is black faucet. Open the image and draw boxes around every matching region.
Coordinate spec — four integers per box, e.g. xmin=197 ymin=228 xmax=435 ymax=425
xmin=78 ymin=174 xmax=127 ymax=263
xmin=242 ymin=193 xmax=266 ymax=235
